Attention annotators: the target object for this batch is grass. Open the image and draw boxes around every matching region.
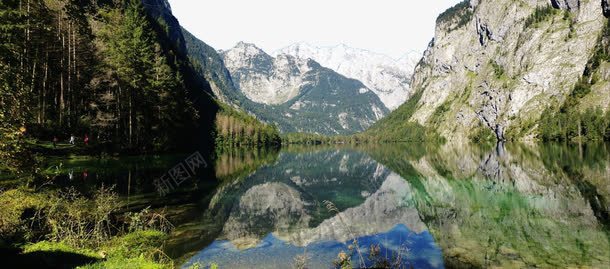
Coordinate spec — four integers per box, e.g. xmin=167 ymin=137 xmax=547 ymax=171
xmin=81 ymin=230 xmax=171 ymax=269
xmin=0 ymin=187 xmax=48 ymax=239
xmin=1 ymin=183 xmax=174 ymax=268
xmin=23 ymin=241 xmax=101 ymax=259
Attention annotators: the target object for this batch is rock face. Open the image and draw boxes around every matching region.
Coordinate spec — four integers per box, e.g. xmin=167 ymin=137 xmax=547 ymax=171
xmin=141 ymin=0 xmax=187 ymax=54
xmin=392 ymin=0 xmax=607 ymax=142
xmin=218 ymin=42 xmax=389 ymax=134
xmin=184 ymin=34 xmax=390 ymax=134
xmin=222 ymin=42 xmax=310 ymax=105
xmin=275 ymin=43 xmax=419 ymax=110
xmin=551 ymin=0 xmax=580 ymax=11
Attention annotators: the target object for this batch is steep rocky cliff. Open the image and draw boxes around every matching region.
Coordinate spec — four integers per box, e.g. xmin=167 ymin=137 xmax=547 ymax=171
xmin=385 ymin=0 xmax=608 ymax=142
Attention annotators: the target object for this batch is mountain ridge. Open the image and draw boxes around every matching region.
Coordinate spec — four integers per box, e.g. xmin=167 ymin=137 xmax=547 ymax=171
xmin=184 ymin=35 xmax=390 ymax=135
xmin=275 ymin=42 xmax=419 ymax=110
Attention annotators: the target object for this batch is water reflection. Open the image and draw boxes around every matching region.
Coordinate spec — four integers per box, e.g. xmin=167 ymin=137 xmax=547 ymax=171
xmin=181 ymin=142 xmax=609 ymax=268
xmin=39 ymin=142 xmax=610 ymax=268
xmin=184 ymin=148 xmax=442 ymax=268
xmin=368 ymin=142 xmax=610 ymax=268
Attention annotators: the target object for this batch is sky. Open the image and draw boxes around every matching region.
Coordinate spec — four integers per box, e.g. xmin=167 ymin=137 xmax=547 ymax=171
xmin=167 ymin=0 xmax=462 ymax=59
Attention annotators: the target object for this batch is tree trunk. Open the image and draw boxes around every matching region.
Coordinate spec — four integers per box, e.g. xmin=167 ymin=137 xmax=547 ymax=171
xmin=59 ymin=11 xmax=64 ymax=126
xmin=67 ymin=22 xmax=72 ymax=127
xmin=128 ymin=88 xmax=133 ymax=148
xmin=41 ymin=52 xmax=48 ymax=124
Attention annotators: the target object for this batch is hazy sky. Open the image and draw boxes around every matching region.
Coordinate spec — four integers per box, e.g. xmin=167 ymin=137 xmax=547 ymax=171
xmin=167 ymin=0 xmax=462 ymax=58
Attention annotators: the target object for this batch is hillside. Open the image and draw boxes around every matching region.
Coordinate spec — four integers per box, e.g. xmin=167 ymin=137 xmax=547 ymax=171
xmin=368 ymin=0 xmax=610 ymax=143
xmin=183 ymin=34 xmax=390 ymax=135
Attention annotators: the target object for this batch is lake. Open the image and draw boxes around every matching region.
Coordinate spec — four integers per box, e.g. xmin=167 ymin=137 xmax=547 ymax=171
xmin=44 ymin=142 xmax=610 ymax=268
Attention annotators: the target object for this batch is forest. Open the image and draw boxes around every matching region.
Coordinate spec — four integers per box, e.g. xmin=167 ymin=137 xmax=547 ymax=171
xmin=0 ymin=0 xmax=278 ymax=173
xmin=1 ymin=0 xmax=199 ymax=170
xmin=0 ymin=0 xmax=280 ymax=268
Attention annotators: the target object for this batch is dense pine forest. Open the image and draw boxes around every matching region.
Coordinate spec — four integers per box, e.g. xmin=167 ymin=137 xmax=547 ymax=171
xmin=1 ymin=0 xmax=198 ymax=167
xmin=0 ymin=0 xmax=280 ymax=174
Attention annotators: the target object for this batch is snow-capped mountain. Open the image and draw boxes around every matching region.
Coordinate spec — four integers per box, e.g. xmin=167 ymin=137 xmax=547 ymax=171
xmin=275 ymin=43 xmax=421 ymax=110
xmin=211 ymin=41 xmax=389 ymax=135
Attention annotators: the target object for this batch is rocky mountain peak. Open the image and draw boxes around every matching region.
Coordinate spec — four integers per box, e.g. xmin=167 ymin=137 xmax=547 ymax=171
xmin=221 ymin=42 xmax=274 ymax=75
xmin=225 ymin=41 xmax=269 ymax=59
xmin=208 ymin=41 xmax=390 ymax=134
xmin=276 ymin=42 xmax=418 ymax=110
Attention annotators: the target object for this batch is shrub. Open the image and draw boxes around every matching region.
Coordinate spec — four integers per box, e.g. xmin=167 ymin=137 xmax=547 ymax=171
xmin=469 ymin=123 xmax=498 ymax=144
xmin=490 ymin=60 xmax=505 ymax=79
xmin=0 ymin=188 xmax=48 ymax=240
xmin=46 ymin=185 xmax=119 ymax=248
xmin=524 ymin=5 xmax=557 ymax=29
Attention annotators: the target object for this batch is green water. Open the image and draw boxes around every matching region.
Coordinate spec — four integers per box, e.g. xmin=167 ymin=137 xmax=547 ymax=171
xmin=35 ymin=142 xmax=610 ymax=268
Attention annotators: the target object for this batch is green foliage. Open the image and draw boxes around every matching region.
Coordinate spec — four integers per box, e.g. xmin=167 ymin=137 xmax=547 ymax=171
xmin=539 ymin=106 xmax=610 ymax=142
xmin=0 ymin=0 xmax=205 ymax=161
xmin=282 ymin=132 xmax=343 ymax=145
xmin=0 ymin=188 xmax=48 ymax=240
xmin=0 ymin=115 xmax=28 ymax=173
xmin=2 ymin=184 xmax=173 ymax=268
xmin=524 ymin=5 xmax=557 ymax=29
xmin=563 ymin=11 xmax=576 ymax=40
xmin=469 ymin=123 xmax=498 ymax=145
xmin=428 ymin=99 xmax=452 ymax=128
xmin=46 ymin=185 xmax=119 ymax=248
xmin=437 ymin=0 xmax=473 ymax=32
xmin=362 ymin=90 xmax=443 ymax=143
xmin=214 ymin=102 xmax=281 ymax=150
xmin=98 ymin=0 xmax=197 ymax=151
xmin=539 ymin=21 xmax=610 ymax=142
xmin=23 ymin=241 xmax=101 ymax=259
xmin=490 ymin=60 xmax=505 ymax=79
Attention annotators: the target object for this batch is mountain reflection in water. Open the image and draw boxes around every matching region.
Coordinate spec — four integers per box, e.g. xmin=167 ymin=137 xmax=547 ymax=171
xmin=175 ymin=142 xmax=609 ymax=268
